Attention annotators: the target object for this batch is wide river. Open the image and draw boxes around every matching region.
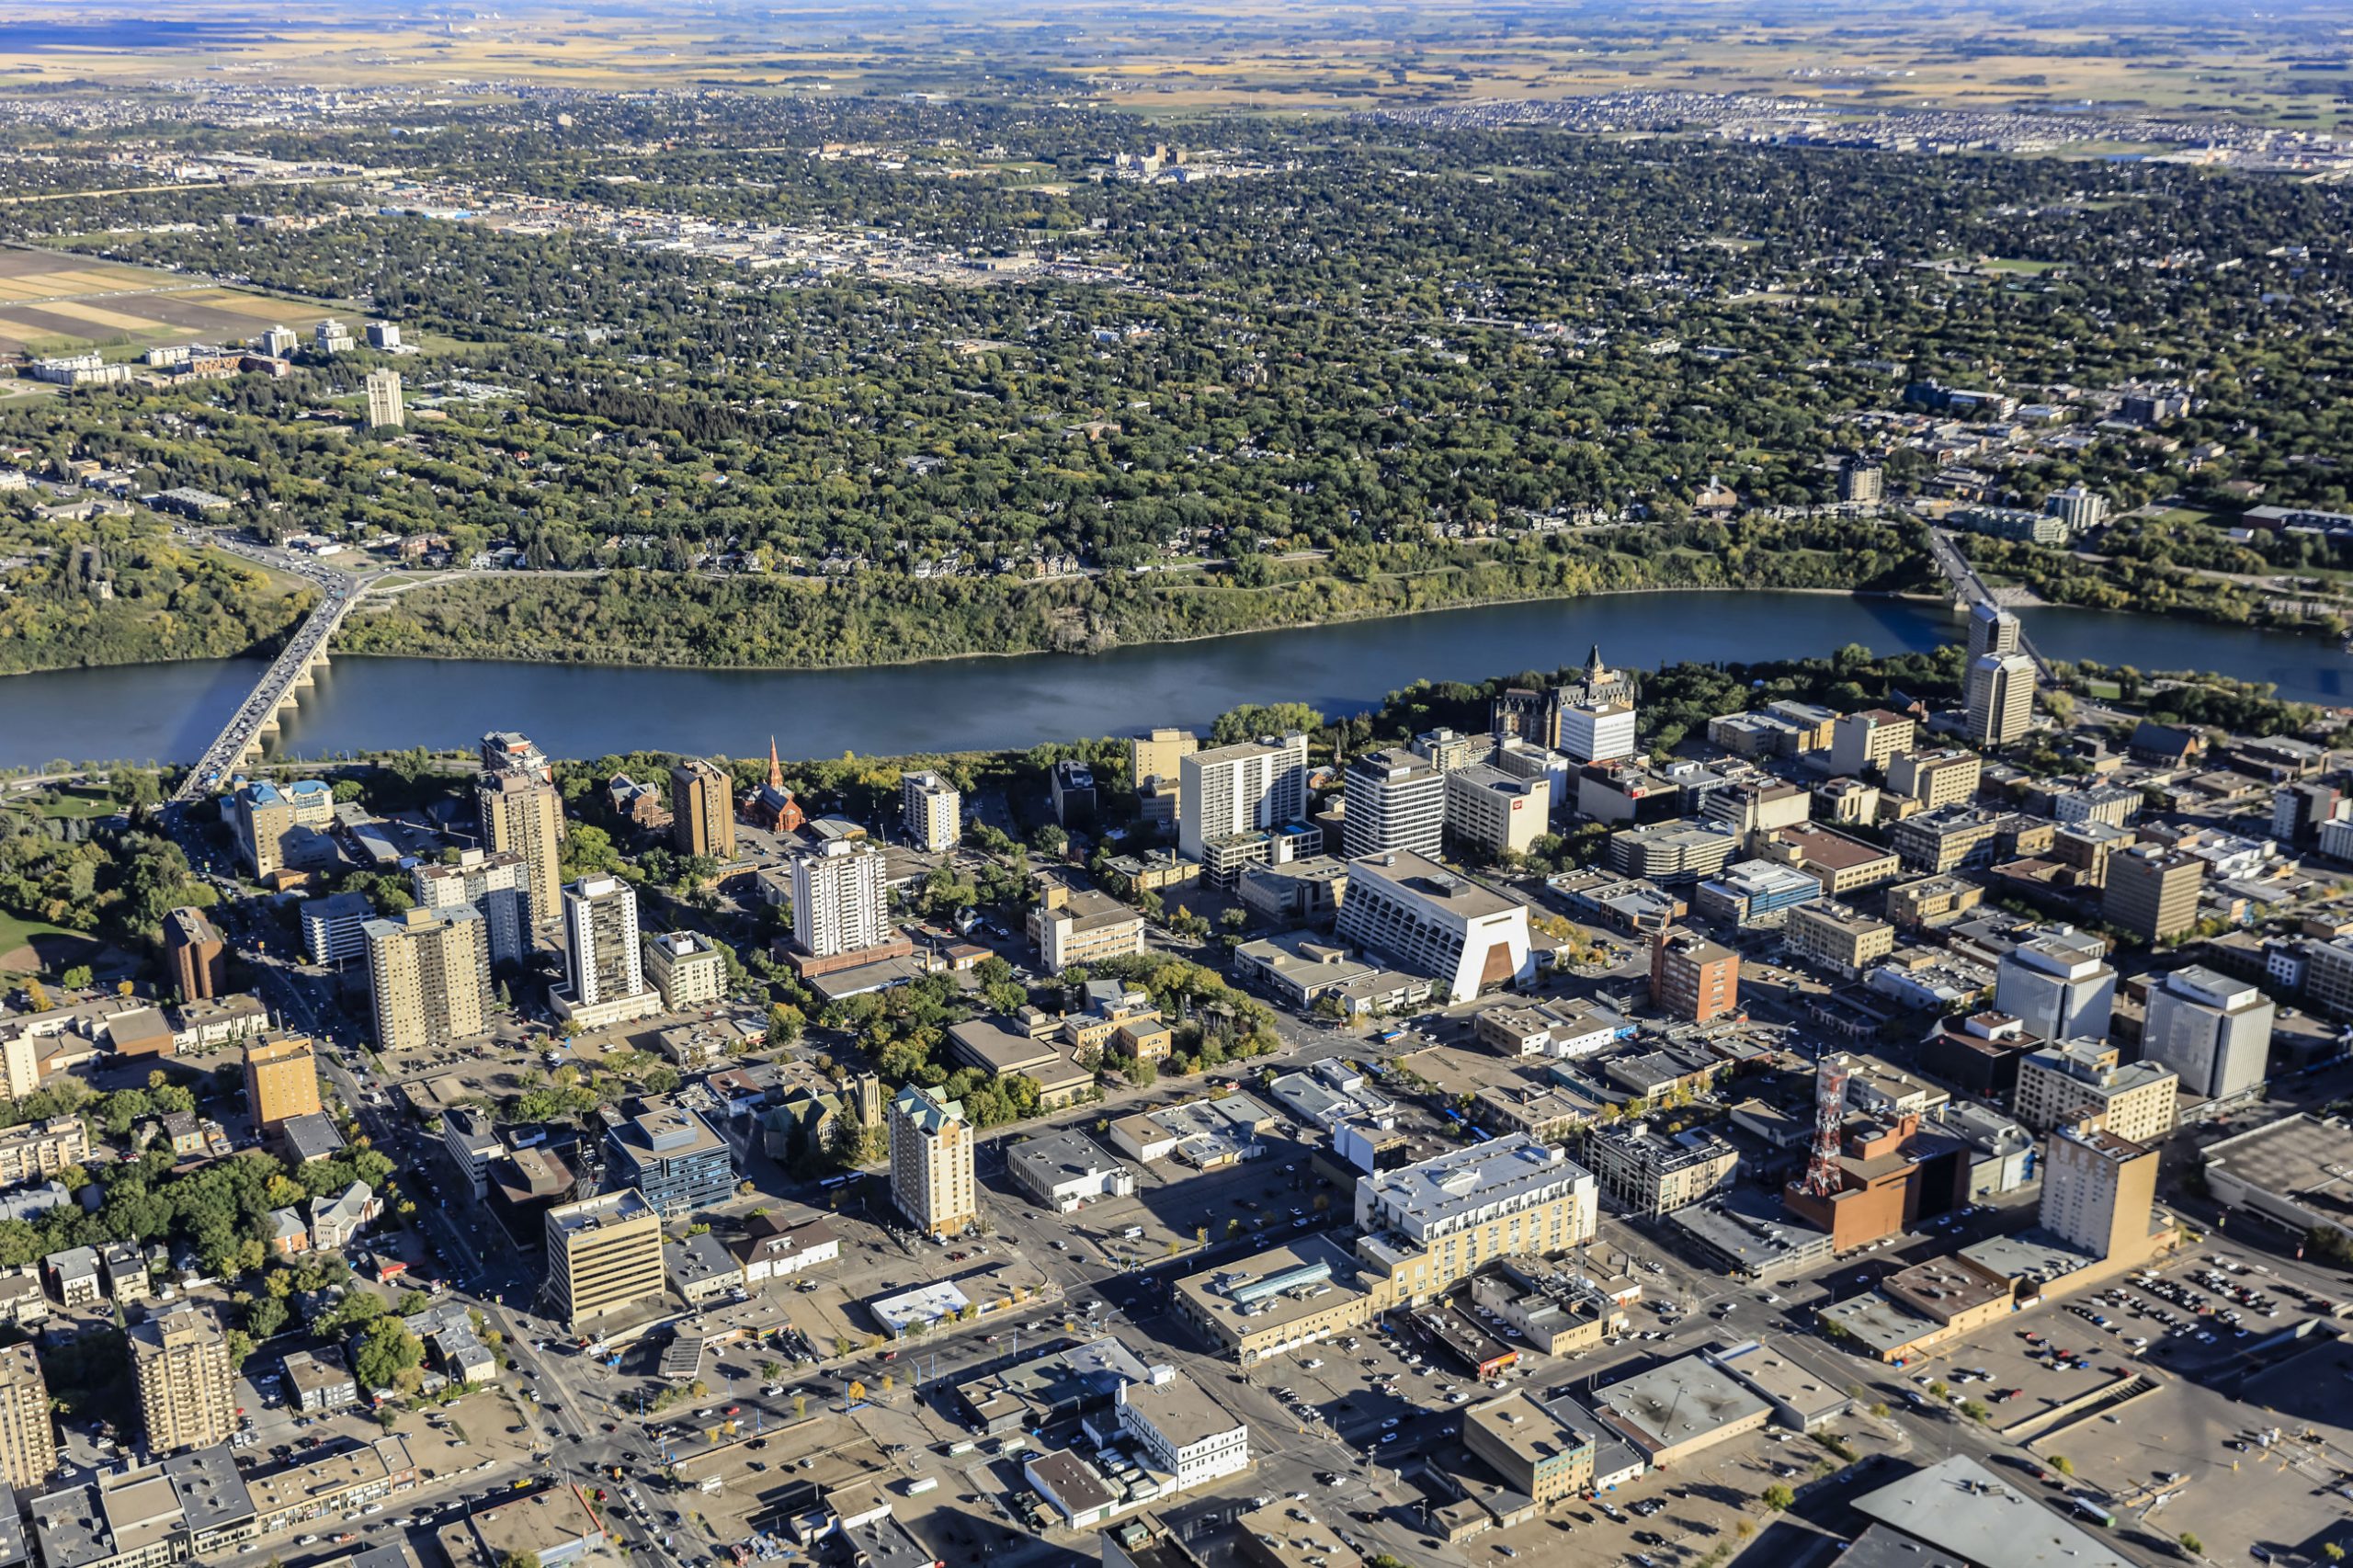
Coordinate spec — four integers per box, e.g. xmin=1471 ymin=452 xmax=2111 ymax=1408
xmin=6 ymin=591 xmax=2353 ymax=772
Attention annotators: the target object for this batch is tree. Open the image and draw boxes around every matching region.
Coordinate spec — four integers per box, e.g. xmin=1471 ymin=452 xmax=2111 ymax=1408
xmin=352 ymin=1315 xmax=424 ymax=1392
xmin=2177 ymin=1533 xmax=2202 ymax=1558
xmin=792 ymin=1393 xmax=807 ymax=1419
xmin=59 ymin=966 xmax=92 ymax=990
xmin=499 ymin=1554 xmax=541 ymax=1568
xmin=2050 ymin=1455 xmax=2074 ymax=1476
xmin=1761 ymin=1483 xmax=1795 ymax=1512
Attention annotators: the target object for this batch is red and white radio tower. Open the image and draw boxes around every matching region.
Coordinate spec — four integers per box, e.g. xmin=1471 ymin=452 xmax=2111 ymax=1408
xmin=1799 ymin=1053 xmax=1850 ymax=1199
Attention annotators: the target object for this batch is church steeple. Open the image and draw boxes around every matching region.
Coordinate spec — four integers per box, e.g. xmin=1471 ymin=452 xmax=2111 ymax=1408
xmin=767 ymin=736 xmax=783 ymax=790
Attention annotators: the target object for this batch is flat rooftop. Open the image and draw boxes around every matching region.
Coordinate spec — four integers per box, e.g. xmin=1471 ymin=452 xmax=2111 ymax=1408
xmin=1594 ymin=1355 xmax=1768 ymax=1450
xmin=1119 ymin=1369 xmax=1241 ymax=1448
xmin=1347 ymin=849 xmax=1517 ymax=917
xmin=1360 ymin=1134 xmax=1588 ymax=1236
xmin=1851 ymin=1455 xmax=2135 ymax=1568
xmin=548 ymin=1187 xmax=657 ymax=1238
xmin=1176 ymin=1232 xmax=1366 ymax=1343
xmin=1009 ymin=1130 xmax=1124 ymax=1189
xmin=2206 ymin=1115 xmax=2353 ymax=1225
xmin=1466 ymin=1391 xmax=1593 ymax=1468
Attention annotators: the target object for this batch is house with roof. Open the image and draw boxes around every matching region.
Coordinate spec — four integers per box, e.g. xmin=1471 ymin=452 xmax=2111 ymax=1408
xmin=309 ymin=1182 xmax=377 ymax=1250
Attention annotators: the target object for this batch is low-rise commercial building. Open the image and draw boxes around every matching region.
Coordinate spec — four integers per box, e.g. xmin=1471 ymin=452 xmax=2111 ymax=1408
xmin=1781 ymin=903 xmax=1894 ymax=981
xmin=1463 ymin=1392 xmax=1595 ymax=1505
xmin=1010 ymin=1131 xmax=1137 ymax=1212
xmin=1590 ymin=1355 xmax=1771 ymax=1467
xmin=1585 ymin=1123 xmax=1739 ymax=1217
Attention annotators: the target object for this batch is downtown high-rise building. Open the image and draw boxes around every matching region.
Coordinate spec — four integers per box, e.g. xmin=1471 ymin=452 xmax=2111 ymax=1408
xmin=901 ymin=770 xmax=961 ymax=851
xmin=790 ymin=838 xmax=892 ymax=958
xmin=544 ymin=1188 xmax=665 ymax=1333
xmin=0 ymin=1343 xmax=54 ymax=1488
xmin=478 ymin=767 xmax=564 ymax=927
xmin=1342 ymin=748 xmax=1446 ymax=860
xmin=1966 ymin=652 xmax=2035 ymax=746
xmin=1178 ymin=733 xmax=1310 ymax=861
xmin=411 ymin=846 xmax=529 ymax=967
xmin=563 ymin=875 xmax=644 ymax=1009
xmin=670 ymin=756 xmax=737 ymax=861
xmin=890 ymin=1084 xmax=977 ymax=1239
xmin=2141 ymin=965 xmax=2275 ymax=1102
xmin=131 ymin=1303 xmax=236 ymax=1453
xmin=363 ymin=904 xmax=492 ymax=1051
xmin=163 ymin=906 xmax=227 ymax=1003
xmin=1966 ymin=602 xmax=2021 ymax=663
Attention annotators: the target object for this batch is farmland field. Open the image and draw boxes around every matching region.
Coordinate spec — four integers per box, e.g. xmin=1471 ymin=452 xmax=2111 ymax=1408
xmin=0 ymin=249 xmax=337 ymax=355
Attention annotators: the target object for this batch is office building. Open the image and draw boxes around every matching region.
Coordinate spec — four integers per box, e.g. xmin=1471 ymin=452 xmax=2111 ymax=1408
xmin=411 ymin=846 xmax=529 ymax=967
xmin=1607 ymin=820 xmax=1739 ymax=885
xmin=1992 ymin=928 xmax=2117 ymax=1043
xmin=669 ymin=757 xmax=737 ymax=861
xmin=790 ymin=838 xmax=892 ymax=959
xmin=1465 ymin=1392 xmax=1597 ymax=1506
xmin=362 ymin=905 xmax=491 ymax=1051
xmin=1115 ymin=1369 xmax=1249 ymax=1492
xmin=2273 ymin=781 xmax=2343 ymax=850
xmin=0 ymin=1343 xmax=51 ymax=1489
xmin=1342 ymin=748 xmax=1445 ymax=860
xmin=1585 ymin=1123 xmax=1738 ymax=1217
xmin=232 ymin=778 xmax=335 ymax=878
xmin=1696 ymin=858 xmax=1822 ymax=926
xmin=1780 ymin=902 xmax=1894 ymax=980
xmin=889 ymin=1084 xmax=978 ymax=1239
xmin=1444 ymin=763 xmax=1551 ymax=858
xmin=1703 ymin=778 xmax=1810 ymax=839
xmin=2103 ymin=844 xmax=2204 ymax=942
xmin=554 ymin=875 xmax=661 ymax=1028
xmin=1966 ymin=602 xmax=2020 ymax=663
xmin=1651 ymin=928 xmax=1739 ymax=1023
xmin=131 ymin=1303 xmax=236 ymax=1452
xmin=363 ymin=368 xmax=403 ymax=428
xmin=2014 ymin=1040 xmax=2177 ymax=1144
xmin=298 ymin=892 xmax=372 ymax=968
xmin=1179 ymin=733 xmax=1310 ymax=861
xmin=544 ymin=1188 xmax=665 ymax=1333
xmin=2140 ymin=965 xmax=2274 ymax=1103
xmin=1886 ymin=748 xmax=1982 ymax=810
xmin=605 ymin=1098 xmax=735 ymax=1218
xmin=364 ymin=319 xmax=401 ymax=351
xmin=1336 ymin=850 xmax=1533 ymax=1004
xmin=1413 ymin=727 xmax=1487 ymax=773
xmin=2040 ymin=1121 xmax=2159 ymax=1262
xmin=1829 ymin=710 xmax=1915 ymax=776
xmin=1965 ymin=653 xmax=2036 ymax=746
xmin=1558 ymin=699 xmax=1638 ymax=767
xmin=643 ymin=929 xmax=726 ymax=1010
xmin=163 ymin=907 xmax=227 ymax=1003
xmin=901 ymin=770 xmax=961 ymax=851
xmin=243 ymin=1035 xmax=321 ymax=1130
xmin=1354 ymin=1137 xmax=1597 ymax=1295
xmin=477 ymin=768 xmax=563 ymax=928
xmin=1029 ymin=879 xmax=1147 ymax=973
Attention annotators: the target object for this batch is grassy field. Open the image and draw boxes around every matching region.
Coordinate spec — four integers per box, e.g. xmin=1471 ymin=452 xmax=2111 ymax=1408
xmin=0 ymin=908 xmax=96 ymax=979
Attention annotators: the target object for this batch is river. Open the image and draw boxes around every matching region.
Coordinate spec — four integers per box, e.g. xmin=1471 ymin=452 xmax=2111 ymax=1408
xmin=5 ymin=592 xmax=2351 ymax=772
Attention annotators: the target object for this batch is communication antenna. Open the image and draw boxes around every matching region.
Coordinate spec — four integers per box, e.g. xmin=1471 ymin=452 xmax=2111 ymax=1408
xmin=1799 ymin=1053 xmax=1850 ymax=1199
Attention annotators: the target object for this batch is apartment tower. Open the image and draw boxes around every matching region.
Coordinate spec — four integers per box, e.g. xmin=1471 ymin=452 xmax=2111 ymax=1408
xmin=670 ymin=757 xmax=738 ymax=861
xmin=363 ymin=368 xmax=404 ymax=429
xmin=0 ymin=1343 xmax=54 ymax=1488
xmin=411 ymin=846 xmax=529 ymax=967
xmin=901 ymin=770 xmax=962 ymax=851
xmin=563 ymin=875 xmax=644 ymax=1008
xmin=363 ymin=904 xmax=492 ymax=1051
xmin=162 ymin=906 xmax=227 ymax=1002
xmin=889 ymin=1084 xmax=978 ymax=1239
xmin=477 ymin=767 xmax=564 ymax=927
xmin=790 ymin=839 xmax=892 ymax=958
xmin=1178 ymin=733 xmax=1310 ymax=861
xmin=131 ymin=1304 xmax=236 ymax=1453
xmin=1966 ymin=653 xmax=2036 ymax=747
